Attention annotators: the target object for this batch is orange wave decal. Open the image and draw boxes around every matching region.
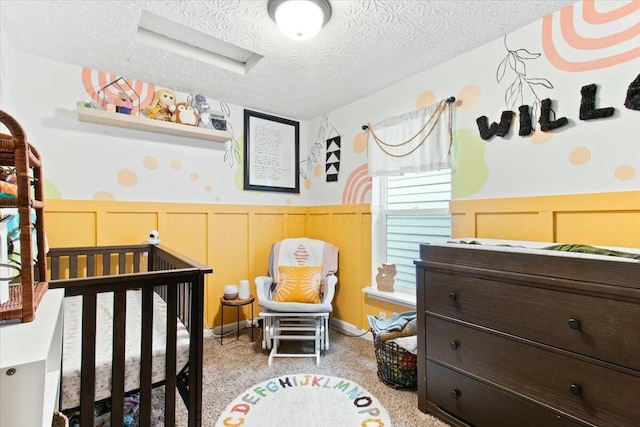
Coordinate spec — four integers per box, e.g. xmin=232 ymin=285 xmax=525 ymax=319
xmin=542 ymin=2 xmax=640 ymax=72
xmin=81 ymin=67 xmax=156 ymax=113
xmin=342 ymin=163 xmax=371 ymax=204
xmin=582 ymin=0 xmax=640 ymax=24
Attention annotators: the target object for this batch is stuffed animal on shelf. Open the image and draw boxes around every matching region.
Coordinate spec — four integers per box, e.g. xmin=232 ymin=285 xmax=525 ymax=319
xmin=171 ymin=102 xmax=199 ymax=126
xmin=193 ymin=94 xmax=215 ymax=129
xmin=144 ymin=89 xmax=176 ymax=121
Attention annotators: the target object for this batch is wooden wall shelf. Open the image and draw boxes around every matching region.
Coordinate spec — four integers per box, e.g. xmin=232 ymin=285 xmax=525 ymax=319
xmin=77 ymin=106 xmax=233 ymax=143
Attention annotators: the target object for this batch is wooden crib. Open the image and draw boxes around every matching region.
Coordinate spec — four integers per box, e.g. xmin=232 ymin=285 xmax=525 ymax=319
xmin=48 ymin=243 xmax=212 ymax=427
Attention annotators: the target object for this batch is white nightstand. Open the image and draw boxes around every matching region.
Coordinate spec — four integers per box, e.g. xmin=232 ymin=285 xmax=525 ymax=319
xmin=0 ymin=288 xmax=64 ymax=427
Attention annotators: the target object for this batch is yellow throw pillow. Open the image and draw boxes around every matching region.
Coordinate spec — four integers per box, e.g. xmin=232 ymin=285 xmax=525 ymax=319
xmin=273 ymin=265 xmax=322 ymax=303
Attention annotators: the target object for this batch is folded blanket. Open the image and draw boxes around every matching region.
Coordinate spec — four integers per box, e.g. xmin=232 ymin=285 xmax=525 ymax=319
xmin=390 ymin=336 xmax=418 ymax=355
xmin=377 ymin=318 xmax=417 ymax=342
xmin=542 ymin=243 xmax=640 ymax=260
xmin=368 ymin=311 xmax=416 ymax=335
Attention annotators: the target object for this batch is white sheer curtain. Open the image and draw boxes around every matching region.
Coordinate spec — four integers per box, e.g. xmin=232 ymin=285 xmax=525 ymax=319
xmin=367 ymin=99 xmax=453 ymax=177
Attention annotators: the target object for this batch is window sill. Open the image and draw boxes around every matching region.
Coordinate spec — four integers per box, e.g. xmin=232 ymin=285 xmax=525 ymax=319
xmin=362 ymin=287 xmax=416 ymax=308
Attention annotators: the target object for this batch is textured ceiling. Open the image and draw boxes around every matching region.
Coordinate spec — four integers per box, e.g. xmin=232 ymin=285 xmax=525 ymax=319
xmin=2 ymin=0 xmax=576 ymax=120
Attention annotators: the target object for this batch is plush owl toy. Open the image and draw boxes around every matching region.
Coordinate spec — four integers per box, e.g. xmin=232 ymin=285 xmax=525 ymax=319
xmin=171 ymin=102 xmax=199 ymax=126
xmin=144 ymin=89 xmax=176 ymax=121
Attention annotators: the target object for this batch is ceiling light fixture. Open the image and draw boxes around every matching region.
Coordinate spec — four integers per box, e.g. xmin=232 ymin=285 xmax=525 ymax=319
xmin=267 ymin=0 xmax=332 ymax=41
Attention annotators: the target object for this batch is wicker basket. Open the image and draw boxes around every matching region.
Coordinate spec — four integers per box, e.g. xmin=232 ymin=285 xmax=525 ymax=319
xmin=372 ymin=331 xmax=417 ymax=390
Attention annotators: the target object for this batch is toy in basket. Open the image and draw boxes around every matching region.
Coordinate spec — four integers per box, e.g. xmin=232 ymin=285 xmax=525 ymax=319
xmin=368 ymin=312 xmax=418 ymax=390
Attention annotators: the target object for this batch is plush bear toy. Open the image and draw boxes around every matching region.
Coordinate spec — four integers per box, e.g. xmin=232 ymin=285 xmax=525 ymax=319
xmin=171 ymin=102 xmax=199 ymax=126
xmin=144 ymin=89 xmax=176 ymax=121
xmin=376 ymin=263 xmax=396 ymax=292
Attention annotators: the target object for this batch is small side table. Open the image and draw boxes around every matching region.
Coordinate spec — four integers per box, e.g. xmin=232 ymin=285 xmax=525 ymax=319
xmin=220 ymin=295 xmax=255 ymax=344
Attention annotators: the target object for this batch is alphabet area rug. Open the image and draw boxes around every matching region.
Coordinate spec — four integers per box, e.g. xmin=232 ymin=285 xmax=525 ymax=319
xmin=214 ymin=373 xmax=392 ymax=427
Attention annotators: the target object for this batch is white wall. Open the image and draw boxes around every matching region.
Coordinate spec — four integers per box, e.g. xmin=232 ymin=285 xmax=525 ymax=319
xmin=0 ymin=25 xmax=310 ymax=206
xmin=306 ymin=0 xmax=640 ymax=205
xmin=2 ymin=1 xmax=638 ymax=207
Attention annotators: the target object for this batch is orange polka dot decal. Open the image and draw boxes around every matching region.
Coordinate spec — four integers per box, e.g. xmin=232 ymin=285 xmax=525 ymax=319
xmin=143 ymin=156 xmax=158 ymax=169
xmin=456 ymin=85 xmax=481 ymax=113
xmin=569 ymin=147 xmax=591 ymax=165
xmin=353 ymin=132 xmax=368 ymax=154
xmin=342 ymin=164 xmax=372 ymax=204
xmin=82 ymin=68 xmax=156 ymax=114
xmin=117 ymin=169 xmax=137 ymax=187
xmin=93 ymin=191 xmax=115 ymax=201
xmin=542 ymin=1 xmax=640 ymax=72
xmin=614 ymin=164 xmax=636 ymax=180
xmin=416 ymin=91 xmax=436 ymax=110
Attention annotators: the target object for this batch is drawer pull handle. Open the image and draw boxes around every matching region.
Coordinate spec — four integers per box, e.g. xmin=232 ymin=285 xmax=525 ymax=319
xmin=450 ymin=341 xmax=458 ymax=350
xmin=448 ymin=292 xmax=457 ymax=301
xmin=569 ymin=384 xmax=582 ymax=396
xmin=568 ymin=318 xmax=581 ymax=330
xmin=450 ymin=389 xmax=460 ymax=399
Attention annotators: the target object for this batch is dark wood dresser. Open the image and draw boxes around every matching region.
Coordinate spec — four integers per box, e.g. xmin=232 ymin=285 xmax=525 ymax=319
xmin=415 ymin=243 xmax=640 ymax=427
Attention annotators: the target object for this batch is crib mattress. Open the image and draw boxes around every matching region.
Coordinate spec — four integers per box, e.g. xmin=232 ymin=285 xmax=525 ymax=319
xmin=61 ymin=290 xmax=191 ymax=410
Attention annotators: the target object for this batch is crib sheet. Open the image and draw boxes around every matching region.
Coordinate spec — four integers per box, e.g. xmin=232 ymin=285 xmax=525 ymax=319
xmin=61 ymin=290 xmax=191 ymax=410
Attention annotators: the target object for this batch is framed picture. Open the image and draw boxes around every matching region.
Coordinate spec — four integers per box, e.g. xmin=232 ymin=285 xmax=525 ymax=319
xmin=243 ymin=109 xmax=300 ymax=193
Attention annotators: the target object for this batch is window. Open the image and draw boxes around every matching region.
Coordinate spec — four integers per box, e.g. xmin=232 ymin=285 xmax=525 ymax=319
xmin=372 ymin=169 xmax=452 ymax=293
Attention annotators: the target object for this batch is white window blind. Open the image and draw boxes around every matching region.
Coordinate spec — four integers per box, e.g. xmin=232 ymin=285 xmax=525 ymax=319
xmin=384 ymin=170 xmax=452 ymax=289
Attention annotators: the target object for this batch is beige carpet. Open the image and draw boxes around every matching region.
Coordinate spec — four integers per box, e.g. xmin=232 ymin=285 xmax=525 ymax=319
xmin=154 ymin=327 xmax=450 ymax=427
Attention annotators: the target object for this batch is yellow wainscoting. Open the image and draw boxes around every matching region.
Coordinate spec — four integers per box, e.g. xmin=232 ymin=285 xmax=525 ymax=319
xmin=45 ymin=200 xmax=318 ymax=328
xmin=47 ymin=192 xmax=637 ymax=335
xmin=45 ymin=200 xmax=377 ymax=330
xmin=450 ymin=190 xmax=640 ymax=248
xmin=307 ymin=204 xmax=372 ymax=330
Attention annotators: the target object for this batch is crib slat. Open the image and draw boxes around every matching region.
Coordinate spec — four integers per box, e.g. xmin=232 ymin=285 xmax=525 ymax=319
xmin=133 ymin=251 xmax=140 ymax=273
xmin=103 ymin=253 xmax=111 ymax=276
xmin=139 ymin=286 xmax=154 ymax=426
xmin=189 ymin=275 xmax=204 ymax=427
xmin=69 ymin=255 xmax=77 ymax=278
xmin=165 ymin=284 xmax=178 ymax=427
xmin=87 ymin=254 xmax=95 ymax=277
xmin=111 ymin=290 xmax=127 ymax=426
xmin=119 ymin=252 xmax=126 ymax=274
xmin=80 ymin=293 xmax=97 ymax=426
xmin=50 ymin=256 xmax=59 ymax=280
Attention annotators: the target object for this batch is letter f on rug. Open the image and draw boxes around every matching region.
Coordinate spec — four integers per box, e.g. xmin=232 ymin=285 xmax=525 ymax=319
xmin=215 ymin=374 xmax=391 ymax=426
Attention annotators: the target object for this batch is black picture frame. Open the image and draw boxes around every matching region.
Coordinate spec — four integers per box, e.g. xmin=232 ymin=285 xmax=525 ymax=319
xmin=243 ymin=109 xmax=300 ymax=193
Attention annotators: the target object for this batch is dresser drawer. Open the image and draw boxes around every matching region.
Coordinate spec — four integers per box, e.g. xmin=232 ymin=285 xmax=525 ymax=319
xmin=426 ymin=315 xmax=640 ymax=427
xmin=426 ymin=360 xmax=584 ymax=427
xmin=423 ymin=269 xmax=640 ymax=370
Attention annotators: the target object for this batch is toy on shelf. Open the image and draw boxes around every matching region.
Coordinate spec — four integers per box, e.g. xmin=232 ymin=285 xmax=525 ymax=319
xmin=192 ymin=94 xmax=227 ymax=130
xmin=95 ymin=77 xmax=139 ymax=115
xmin=144 ymin=89 xmax=176 ymax=121
xmin=171 ymin=102 xmax=199 ymax=126
xmin=117 ymin=91 xmax=134 ymax=115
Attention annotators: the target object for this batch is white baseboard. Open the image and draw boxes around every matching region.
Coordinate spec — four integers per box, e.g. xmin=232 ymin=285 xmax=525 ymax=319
xmin=330 ymin=318 xmax=372 ymax=341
